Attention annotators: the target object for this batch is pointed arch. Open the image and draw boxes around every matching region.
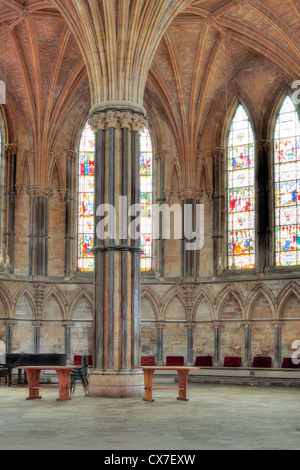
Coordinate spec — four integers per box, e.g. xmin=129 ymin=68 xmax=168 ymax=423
xmin=141 ymin=286 xmax=161 ymax=321
xmin=216 ymin=285 xmax=245 ymax=320
xmin=192 ymin=284 xmax=215 ymax=321
xmin=42 ymin=285 xmax=67 ymax=320
xmin=161 ymin=286 xmax=186 ymax=321
xmin=166 ymin=158 xmax=182 ymax=194
xmin=49 ymin=158 xmax=63 ymax=191
xmin=246 ymin=284 xmax=276 ymax=319
xmin=260 ymin=79 xmax=292 ymax=140
xmin=68 ymin=285 xmax=93 ymax=320
xmin=12 ymin=283 xmax=36 ymax=319
xmin=0 ymin=284 xmax=12 ymax=319
xmin=277 ymin=282 xmax=300 ymax=319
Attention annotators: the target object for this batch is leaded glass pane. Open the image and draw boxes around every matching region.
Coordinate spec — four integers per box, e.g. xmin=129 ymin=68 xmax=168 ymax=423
xmin=275 ymin=96 xmax=300 ymax=266
xmin=78 ymin=121 xmax=153 ymax=272
xmin=227 ymin=104 xmax=255 ymax=269
xmin=140 ymin=128 xmax=153 ymax=272
xmin=78 ymin=122 xmax=95 ymax=271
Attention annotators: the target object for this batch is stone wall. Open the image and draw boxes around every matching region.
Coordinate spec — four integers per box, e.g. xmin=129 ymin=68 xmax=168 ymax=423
xmin=1 ymin=277 xmax=300 ymax=367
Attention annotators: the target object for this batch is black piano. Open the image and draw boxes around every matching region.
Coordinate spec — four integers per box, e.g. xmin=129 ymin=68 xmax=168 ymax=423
xmin=4 ymin=353 xmax=67 ymax=386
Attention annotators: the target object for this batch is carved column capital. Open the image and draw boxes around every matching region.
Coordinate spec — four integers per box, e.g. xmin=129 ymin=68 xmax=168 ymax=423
xmin=65 ymin=149 xmax=77 ymax=161
xmin=5 ymin=320 xmax=15 ymax=327
xmin=119 ymin=111 xmax=133 ymax=129
xmin=184 ymin=322 xmax=195 ymax=330
xmin=88 ymin=113 xmax=107 ymax=132
xmin=131 ymin=114 xmax=148 ymax=134
xmin=210 ymin=147 xmax=224 ymax=159
xmin=5 ymin=144 xmax=18 ymax=157
xmin=63 ymin=321 xmax=74 ymax=328
xmin=178 ymin=188 xmax=203 ymax=201
xmin=155 ymin=321 xmax=166 ymax=329
xmin=105 ymin=110 xmax=121 ymax=129
xmin=155 ymin=151 xmax=167 ymax=162
xmin=27 ymin=186 xmax=53 ymax=199
xmin=15 ymin=185 xmax=24 ymax=198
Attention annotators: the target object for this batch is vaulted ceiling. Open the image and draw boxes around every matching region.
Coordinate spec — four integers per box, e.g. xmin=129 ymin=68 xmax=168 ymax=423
xmin=0 ymin=0 xmax=299 ymax=186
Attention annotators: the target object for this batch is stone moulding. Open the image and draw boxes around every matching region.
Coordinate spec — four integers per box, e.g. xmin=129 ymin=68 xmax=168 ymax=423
xmin=89 ymin=100 xmax=147 ymax=118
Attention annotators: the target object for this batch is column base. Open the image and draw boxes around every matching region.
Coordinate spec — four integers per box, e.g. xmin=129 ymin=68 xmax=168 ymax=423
xmin=88 ymin=369 xmax=144 ymax=398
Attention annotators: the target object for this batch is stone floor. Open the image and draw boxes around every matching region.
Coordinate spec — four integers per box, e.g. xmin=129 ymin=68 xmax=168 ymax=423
xmin=0 ymin=381 xmax=300 ymax=450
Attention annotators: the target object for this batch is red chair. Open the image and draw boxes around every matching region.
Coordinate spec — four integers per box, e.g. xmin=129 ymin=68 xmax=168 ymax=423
xmin=195 ymin=356 xmax=213 ymax=367
xmin=74 ymin=355 xmax=93 ymax=367
xmin=166 ymin=356 xmax=185 ymax=366
xmin=223 ymin=357 xmax=241 ymax=367
xmin=282 ymin=358 xmax=300 ymax=369
xmin=141 ymin=356 xmax=155 ymax=366
xmin=252 ymin=357 xmax=272 ymax=368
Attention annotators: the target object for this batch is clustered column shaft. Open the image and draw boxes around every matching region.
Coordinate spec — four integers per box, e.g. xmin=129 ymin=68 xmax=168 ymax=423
xmin=89 ymin=109 xmax=147 ymax=374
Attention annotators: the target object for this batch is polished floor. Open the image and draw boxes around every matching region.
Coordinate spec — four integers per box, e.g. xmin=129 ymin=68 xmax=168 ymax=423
xmin=0 ymin=380 xmax=299 ymax=450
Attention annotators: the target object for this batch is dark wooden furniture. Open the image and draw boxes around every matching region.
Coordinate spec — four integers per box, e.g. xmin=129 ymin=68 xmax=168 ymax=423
xmin=0 ymin=366 xmax=8 ymax=385
xmin=17 ymin=366 xmax=81 ymax=401
xmin=141 ymin=366 xmax=199 ymax=402
xmin=5 ymin=353 xmax=67 ymax=386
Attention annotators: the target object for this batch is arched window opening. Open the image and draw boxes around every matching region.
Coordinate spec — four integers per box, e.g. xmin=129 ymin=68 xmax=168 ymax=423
xmin=227 ymin=104 xmax=255 ymax=269
xmin=140 ymin=128 xmax=153 ymax=272
xmin=77 ymin=122 xmax=153 ymax=272
xmin=78 ymin=121 xmax=95 ymax=272
xmin=275 ymin=96 xmax=300 ymax=267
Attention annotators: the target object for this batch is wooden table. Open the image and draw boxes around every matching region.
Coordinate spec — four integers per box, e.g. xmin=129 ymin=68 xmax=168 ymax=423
xmin=17 ymin=366 xmax=81 ymax=402
xmin=141 ymin=366 xmax=199 ymax=402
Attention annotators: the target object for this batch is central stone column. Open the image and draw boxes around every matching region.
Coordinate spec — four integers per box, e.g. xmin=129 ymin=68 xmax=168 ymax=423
xmin=88 ymin=105 xmax=147 ymax=398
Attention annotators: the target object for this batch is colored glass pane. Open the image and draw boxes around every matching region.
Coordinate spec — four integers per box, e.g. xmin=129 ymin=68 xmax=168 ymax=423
xmin=140 ymin=128 xmax=153 ymax=271
xmin=78 ymin=122 xmax=153 ymax=272
xmin=275 ymin=96 xmax=300 ymax=266
xmin=227 ymin=104 xmax=255 ymax=269
xmin=78 ymin=122 xmax=95 ymax=271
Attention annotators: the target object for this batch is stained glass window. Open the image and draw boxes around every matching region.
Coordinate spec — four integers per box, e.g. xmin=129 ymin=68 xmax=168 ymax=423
xmin=227 ymin=104 xmax=255 ymax=269
xmin=78 ymin=121 xmax=95 ymax=272
xmin=140 ymin=128 xmax=153 ymax=272
xmin=78 ymin=122 xmax=153 ymax=272
xmin=274 ymin=96 xmax=300 ymax=267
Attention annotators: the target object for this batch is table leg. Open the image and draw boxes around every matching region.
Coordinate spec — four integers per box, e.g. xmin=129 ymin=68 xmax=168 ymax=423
xmin=25 ymin=369 xmax=42 ymax=400
xmin=177 ymin=369 xmax=189 ymax=401
xmin=56 ymin=369 xmax=72 ymax=401
xmin=143 ymin=369 xmax=154 ymax=402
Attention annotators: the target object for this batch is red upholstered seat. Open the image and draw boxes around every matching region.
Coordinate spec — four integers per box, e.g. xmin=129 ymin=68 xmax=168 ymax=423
xmin=166 ymin=356 xmax=185 ymax=366
xmin=252 ymin=357 xmax=272 ymax=368
xmin=74 ymin=355 xmax=93 ymax=367
xmin=282 ymin=357 xmax=300 ymax=369
xmin=223 ymin=357 xmax=241 ymax=367
xmin=141 ymin=356 xmax=155 ymax=366
xmin=195 ymin=356 xmax=213 ymax=367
